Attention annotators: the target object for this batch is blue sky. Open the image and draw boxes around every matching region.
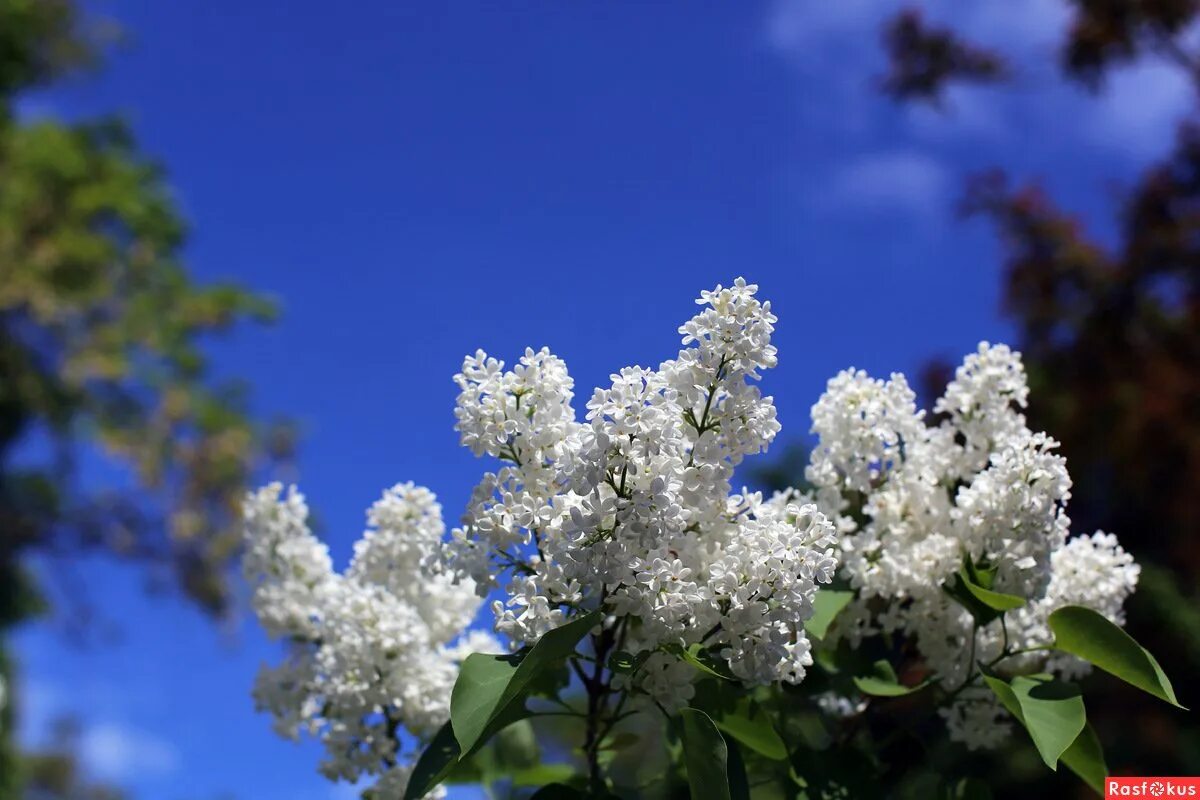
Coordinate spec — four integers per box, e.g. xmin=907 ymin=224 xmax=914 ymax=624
xmin=11 ymin=1 xmax=1191 ymax=798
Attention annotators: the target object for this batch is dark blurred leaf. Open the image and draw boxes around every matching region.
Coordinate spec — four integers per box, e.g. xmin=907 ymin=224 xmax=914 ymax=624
xmin=881 ymin=9 xmax=1006 ymax=104
xmin=680 ymin=709 xmax=732 ymax=800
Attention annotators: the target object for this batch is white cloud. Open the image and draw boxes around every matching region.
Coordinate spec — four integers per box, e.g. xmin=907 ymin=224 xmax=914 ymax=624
xmin=762 ymin=0 xmax=1192 ymax=163
xmin=825 ymin=150 xmax=950 ymax=219
xmin=17 ymin=677 xmax=65 ymax=740
xmin=1089 ymin=60 xmax=1193 ymax=158
xmin=765 ymin=0 xmax=879 ymax=54
xmin=954 ymin=0 xmax=1069 ymax=51
xmin=80 ymin=723 xmax=180 ymax=781
xmin=764 ymin=0 xmax=1067 ymax=61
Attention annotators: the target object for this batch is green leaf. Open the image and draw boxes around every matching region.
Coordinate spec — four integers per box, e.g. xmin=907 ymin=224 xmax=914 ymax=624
xmin=944 ymin=562 xmax=1024 ymax=623
xmin=451 ymin=653 xmax=522 ymax=749
xmin=526 ymin=658 xmax=571 ymax=699
xmin=680 ymin=708 xmax=732 ymax=800
xmin=451 ymin=610 xmax=602 ymax=753
xmin=943 ymin=573 xmax=1002 ymax=626
xmin=807 ymin=589 xmax=854 ymax=640
xmin=958 ymin=573 xmax=1025 ymax=612
xmin=726 ymin=738 xmax=750 ymax=800
xmin=963 ymin=557 xmax=998 ymax=590
xmin=853 ymin=659 xmax=930 ymax=697
xmin=404 ymin=722 xmax=463 ymax=800
xmin=599 ymin=731 xmax=640 ymax=751
xmin=713 ymin=700 xmax=788 ymax=760
xmin=608 ymin=649 xmax=650 ymax=674
xmin=1010 ymin=675 xmax=1087 ymax=770
xmin=1048 ymin=605 xmax=1185 ymax=709
xmin=404 ymin=704 xmax=534 ymax=799
xmin=492 ymin=718 xmax=540 ymax=770
xmin=980 ymin=666 xmax=1087 ymax=771
xmin=510 ymin=763 xmax=578 ymax=787
xmin=667 ymin=643 xmax=735 ymax=681
xmin=1060 ymin=723 xmax=1107 ymax=796
xmin=979 ymin=665 xmax=1021 ymax=718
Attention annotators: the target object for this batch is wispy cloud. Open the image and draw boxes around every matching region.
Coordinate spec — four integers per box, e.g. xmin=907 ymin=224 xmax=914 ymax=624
xmin=826 ymin=150 xmax=950 ymax=219
xmin=763 ymin=0 xmax=1191 ymax=161
xmin=1089 ymin=60 xmax=1194 ymax=158
xmin=80 ymin=722 xmax=180 ymax=781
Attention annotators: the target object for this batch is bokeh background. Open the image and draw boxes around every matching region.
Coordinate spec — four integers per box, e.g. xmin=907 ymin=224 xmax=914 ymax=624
xmin=2 ymin=1 xmax=1195 ymax=798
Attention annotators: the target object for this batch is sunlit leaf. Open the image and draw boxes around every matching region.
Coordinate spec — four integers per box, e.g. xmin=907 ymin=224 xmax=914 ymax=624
xmin=714 ymin=700 xmax=788 ymax=760
xmin=1048 ymin=605 xmax=1184 ymax=708
xmin=807 ymin=590 xmax=854 ymax=640
xmin=451 ymin=610 xmax=602 ymax=754
xmin=853 ymin=659 xmax=930 ymax=697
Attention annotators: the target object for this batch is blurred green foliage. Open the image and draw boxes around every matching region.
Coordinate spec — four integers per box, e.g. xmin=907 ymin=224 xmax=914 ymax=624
xmin=0 ymin=0 xmax=293 ymax=795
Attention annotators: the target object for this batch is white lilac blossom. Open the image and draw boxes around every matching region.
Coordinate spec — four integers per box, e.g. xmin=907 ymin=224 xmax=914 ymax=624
xmin=243 ymin=482 xmax=495 ymax=798
xmin=445 ymin=278 xmax=840 ymax=710
xmin=805 ymin=342 xmax=1140 ymax=750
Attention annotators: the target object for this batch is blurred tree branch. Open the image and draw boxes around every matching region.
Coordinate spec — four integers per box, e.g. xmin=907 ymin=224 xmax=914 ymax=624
xmin=0 ymin=0 xmax=294 ymax=795
xmin=880 ymin=10 xmax=1008 ymax=105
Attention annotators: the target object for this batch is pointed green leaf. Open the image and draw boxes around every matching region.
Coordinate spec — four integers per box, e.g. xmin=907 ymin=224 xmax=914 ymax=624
xmin=944 ymin=557 xmax=1024 ymax=622
xmin=807 ymin=589 xmax=854 ymax=640
xmin=943 ymin=574 xmax=1002 ymax=626
xmin=979 ymin=665 xmax=1021 ymax=718
xmin=451 ymin=610 xmax=602 ymax=754
xmin=963 ymin=558 xmax=998 ymax=590
xmin=492 ymin=718 xmax=540 ymax=770
xmin=680 ymin=708 xmax=732 ymax=800
xmin=404 ymin=721 xmax=462 ymax=800
xmin=980 ymin=666 xmax=1088 ymax=773
xmin=510 ymin=764 xmax=578 ymax=787
xmin=1010 ymin=675 xmax=1086 ymax=769
xmin=666 ymin=643 xmax=735 ymax=681
xmin=853 ymin=659 xmax=931 ymax=697
xmin=1048 ymin=605 xmax=1185 ymax=708
xmin=404 ymin=704 xmax=534 ymax=800
xmin=959 ymin=573 xmax=1025 ymax=612
xmin=1060 ymin=723 xmax=1107 ymax=796
xmin=713 ymin=700 xmax=788 ymax=761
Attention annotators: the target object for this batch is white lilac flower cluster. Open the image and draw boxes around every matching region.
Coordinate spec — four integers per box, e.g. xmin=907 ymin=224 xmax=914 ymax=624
xmin=804 ymin=342 xmax=1140 ymax=750
xmin=243 ymin=482 xmax=496 ymax=797
xmin=445 ymin=278 xmax=840 ymax=710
